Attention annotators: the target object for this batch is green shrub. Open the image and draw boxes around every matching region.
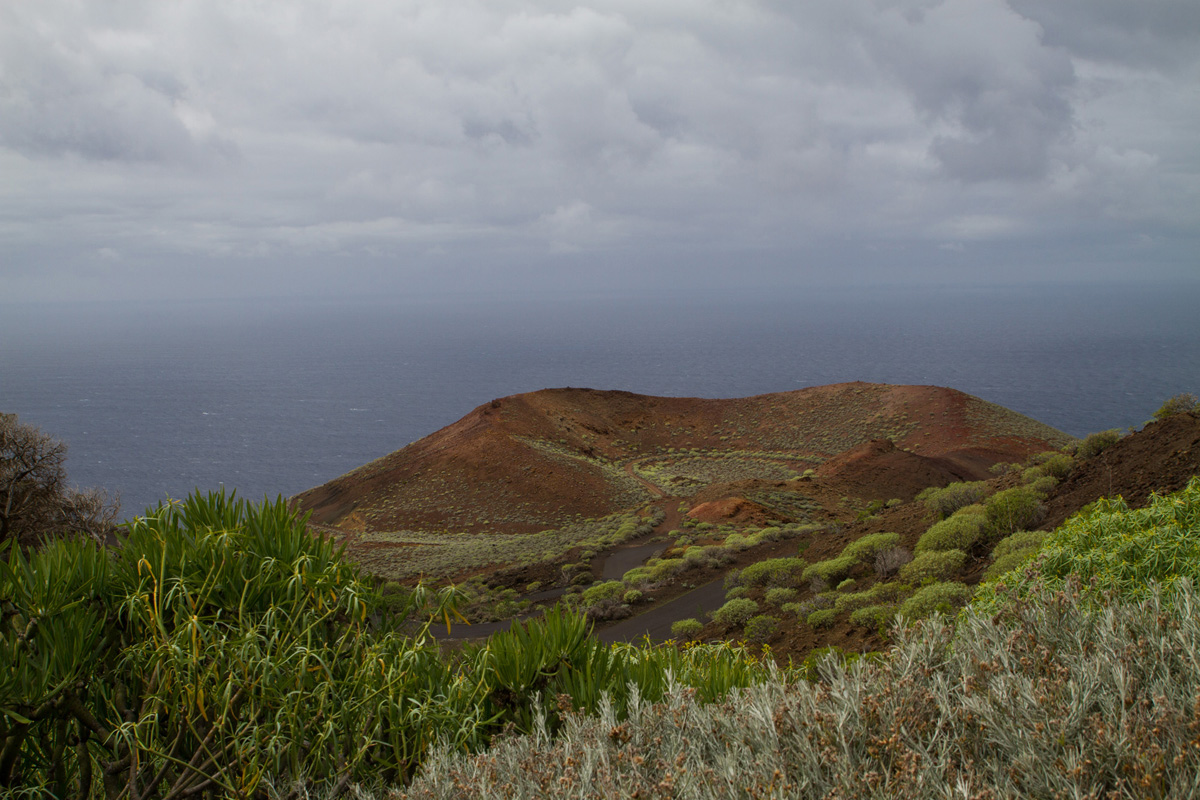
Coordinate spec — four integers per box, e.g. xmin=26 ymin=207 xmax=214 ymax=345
xmin=984 ymin=486 xmax=1044 ymax=538
xmin=915 ymin=507 xmax=986 ymax=553
xmin=1076 ymin=429 xmax=1121 ymax=460
xmin=836 ymin=578 xmax=856 ymax=591
xmin=757 ymin=526 xmax=783 ymax=542
xmin=833 ymin=582 xmax=908 ymax=615
xmin=712 ymin=598 xmax=760 ymax=627
xmin=621 ymin=566 xmax=654 ymax=585
xmin=723 ymin=533 xmax=750 ymax=550
xmin=744 ymin=615 xmax=780 ymax=643
xmin=990 ymin=530 xmax=1047 ymax=561
xmin=917 ymin=481 xmax=990 ymax=519
xmin=1022 ymin=453 xmax=1074 ymax=482
xmin=780 ymin=602 xmax=805 ymax=618
xmin=670 ymin=618 xmax=704 ymax=640
xmin=848 ymin=603 xmax=896 ymax=630
xmin=800 ymin=555 xmax=857 ymax=585
xmin=806 ymin=608 xmax=837 ymax=628
xmin=622 ymin=589 xmax=644 ymax=604
xmin=649 ymin=558 xmax=686 ymax=581
xmin=899 ymin=549 xmax=968 ymax=583
xmin=764 ymin=587 xmax=798 ymax=606
xmin=1152 ymin=392 xmax=1198 ymax=421
xmin=984 ymin=550 xmax=1039 ymax=581
xmin=898 ymin=581 xmax=972 ymax=619
xmin=739 ymin=557 xmax=807 ymax=588
xmin=1025 ymin=475 xmax=1059 ymax=497
xmin=840 ymin=532 xmax=901 ymax=565
xmin=725 ymin=586 xmax=749 ymax=600
xmin=582 ymin=580 xmax=625 ymax=605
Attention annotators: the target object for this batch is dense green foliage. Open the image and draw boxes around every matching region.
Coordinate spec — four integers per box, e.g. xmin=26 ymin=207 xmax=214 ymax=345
xmin=983 ymin=530 xmax=1046 ymax=580
xmin=978 ymin=476 xmax=1200 ymax=608
xmin=711 ymin=598 xmax=759 ymax=627
xmin=915 ymin=481 xmax=989 ymax=519
xmin=743 ymin=614 xmax=779 ymax=643
xmin=832 ymin=582 xmax=906 ymax=616
xmin=983 ymin=485 xmax=1044 ymax=537
xmin=736 ymin=557 xmax=806 ymax=588
xmin=1 ymin=492 xmax=475 ymax=796
xmin=838 ymin=531 xmax=900 ymax=565
xmin=1075 ymin=428 xmax=1121 ymax=459
xmin=1021 ymin=451 xmax=1075 ymax=482
xmin=763 ymin=587 xmax=797 ymax=606
xmin=898 ymin=548 xmax=967 ymax=582
xmin=799 ymin=555 xmax=857 ymax=586
xmin=897 ymin=581 xmax=972 ymax=619
xmin=913 ymin=505 xmax=986 ymax=553
xmin=0 ymin=492 xmax=777 ymax=798
xmin=669 ymin=618 xmax=703 ymax=640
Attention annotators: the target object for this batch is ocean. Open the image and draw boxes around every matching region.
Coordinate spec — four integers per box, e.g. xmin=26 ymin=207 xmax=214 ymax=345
xmin=2 ymin=282 xmax=1197 ymax=520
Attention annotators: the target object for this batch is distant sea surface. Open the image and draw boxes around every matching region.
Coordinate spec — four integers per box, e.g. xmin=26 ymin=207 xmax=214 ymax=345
xmin=2 ymin=282 xmax=1197 ymax=520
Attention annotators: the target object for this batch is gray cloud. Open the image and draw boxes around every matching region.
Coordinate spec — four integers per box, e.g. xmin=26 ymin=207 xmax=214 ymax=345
xmin=1 ymin=0 xmax=1196 ymax=302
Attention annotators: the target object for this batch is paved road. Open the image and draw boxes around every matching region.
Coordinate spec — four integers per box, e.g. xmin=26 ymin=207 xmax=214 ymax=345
xmin=603 ymin=541 xmax=669 ymax=581
xmin=597 ymin=578 xmax=725 ymax=643
xmin=432 ymin=497 xmax=708 ymax=643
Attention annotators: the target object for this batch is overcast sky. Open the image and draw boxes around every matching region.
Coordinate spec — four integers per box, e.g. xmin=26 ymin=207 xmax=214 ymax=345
xmin=2 ymin=0 xmax=1197 ymax=303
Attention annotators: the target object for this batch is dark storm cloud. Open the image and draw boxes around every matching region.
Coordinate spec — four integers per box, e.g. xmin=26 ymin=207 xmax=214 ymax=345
xmin=1 ymin=1 xmax=1196 ymax=301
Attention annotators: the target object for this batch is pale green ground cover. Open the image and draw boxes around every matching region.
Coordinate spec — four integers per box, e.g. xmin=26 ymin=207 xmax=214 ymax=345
xmin=354 ymin=511 xmax=650 ymax=580
xmin=632 ymin=451 xmax=815 ymax=492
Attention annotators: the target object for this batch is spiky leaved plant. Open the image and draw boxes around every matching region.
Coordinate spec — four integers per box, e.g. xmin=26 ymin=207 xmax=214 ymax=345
xmin=1 ymin=491 xmax=483 ymax=799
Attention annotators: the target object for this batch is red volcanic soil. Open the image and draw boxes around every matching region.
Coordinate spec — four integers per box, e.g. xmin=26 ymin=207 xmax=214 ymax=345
xmin=815 ymin=438 xmax=995 ymax=502
xmin=294 ymin=383 xmax=1073 ymax=536
xmin=687 ymin=497 xmax=775 ymax=527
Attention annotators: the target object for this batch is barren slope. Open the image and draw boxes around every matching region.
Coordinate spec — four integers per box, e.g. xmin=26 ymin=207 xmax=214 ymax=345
xmin=294 ymin=383 xmax=1072 ymax=535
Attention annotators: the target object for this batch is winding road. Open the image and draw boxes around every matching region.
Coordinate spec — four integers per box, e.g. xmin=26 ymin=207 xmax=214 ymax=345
xmin=434 ymin=491 xmax=728 ymax=643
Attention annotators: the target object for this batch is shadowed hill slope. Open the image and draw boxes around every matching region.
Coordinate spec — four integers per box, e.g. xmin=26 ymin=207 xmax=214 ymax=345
xmin=295 ymin=383 xmax=1073 ymax=535
xmin=1042 ymin=410 xmax=1200 ymax=529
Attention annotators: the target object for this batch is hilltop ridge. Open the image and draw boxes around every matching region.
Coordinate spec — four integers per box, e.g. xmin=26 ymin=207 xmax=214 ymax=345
xmin=295 ymin=382 xmax=1072 ymax=536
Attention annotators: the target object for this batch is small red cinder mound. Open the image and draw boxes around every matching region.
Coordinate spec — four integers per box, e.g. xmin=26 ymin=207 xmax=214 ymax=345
xmin=686 ymin=496 xmax=774 ymax=527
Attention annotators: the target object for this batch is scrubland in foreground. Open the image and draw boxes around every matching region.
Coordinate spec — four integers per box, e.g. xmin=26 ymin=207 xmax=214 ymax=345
xmin=6 ymin=478 xmax=1200 ymax=798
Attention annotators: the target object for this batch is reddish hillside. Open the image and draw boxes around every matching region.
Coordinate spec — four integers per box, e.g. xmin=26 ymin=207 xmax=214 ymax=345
xmin=815 ymin=438 xmax=994 ymax=501
xmin=294 ymin=383 xmax=1072 ymax=535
